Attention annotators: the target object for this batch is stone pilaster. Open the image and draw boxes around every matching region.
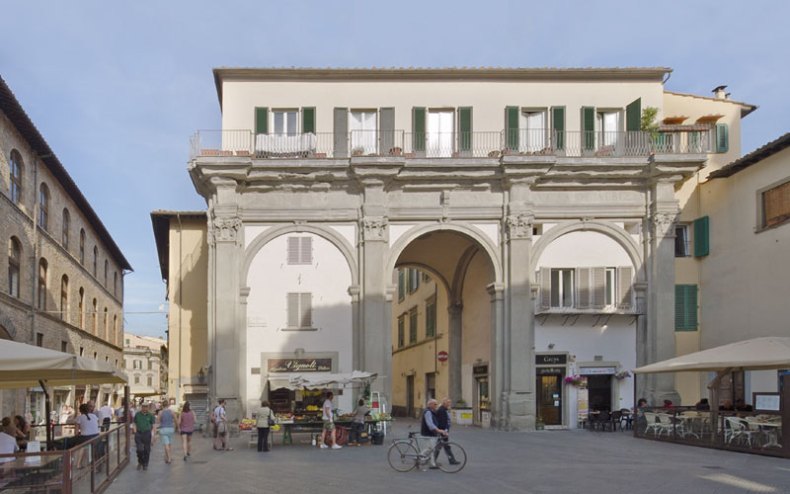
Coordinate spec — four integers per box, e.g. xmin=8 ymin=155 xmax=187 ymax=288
xmin=447 ymin=303 xmax=463 ymax=405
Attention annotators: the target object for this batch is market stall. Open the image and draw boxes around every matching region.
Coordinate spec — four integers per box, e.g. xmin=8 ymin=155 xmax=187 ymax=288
xmin=244 ymin=371 xmax=391 ymax=446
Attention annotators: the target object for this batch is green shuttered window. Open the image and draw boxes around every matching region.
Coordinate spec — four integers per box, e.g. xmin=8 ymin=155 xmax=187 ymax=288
xmin=694 ymin=216 xmax=710 ymax=257
xmin=255 ymin=107 xmax=268 ymax=134
xmin=552 ymin=107 xmax=565 ymax=150
xmin=582 ymin=107 xmax=595 ymax=151
xmin=626 ymin=98 xmax=641 ymax=132
xmin=458 ymin=107 xmax=472 ymax=152
xmin=716 ymin=123 xmax=729 ymax=153
xmin=675 ymin=285 xmax=698 ymax=331
xmin=302 ymin=107 xmax=315 ymax=134
xmin=505 ymin=106 xmax=519 ymax=149
xmin=412 ymin=107 xmax=426 ymax=152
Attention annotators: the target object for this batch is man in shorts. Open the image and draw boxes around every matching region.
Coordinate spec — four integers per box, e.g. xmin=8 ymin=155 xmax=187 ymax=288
xmin=321 ymin=392 xmax=342 ymax=449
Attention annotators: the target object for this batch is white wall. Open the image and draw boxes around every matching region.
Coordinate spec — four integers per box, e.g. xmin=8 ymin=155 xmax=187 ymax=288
xmin=244 ymin=230 xmax=354 ymax=411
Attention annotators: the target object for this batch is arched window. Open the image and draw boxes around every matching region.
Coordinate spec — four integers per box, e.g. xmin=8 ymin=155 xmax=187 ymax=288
xmin=38 ymin=183 xmax=50 ymax=230
xmin=79 ymin=229 xmax=86 ymax=265
xmin=113 ymin=314 xmax=118 ymax=345
xmin=103 ymin=307 xmax=108 ymax=339
xmin=37 ymin=258 xmax=48 ymax=310
xmin=60 ymin=275 xmax=69 ymax=321
xmin=10 ymin=150 xmax=23 ymax=204
xmin=104 ymin=260 xmax=108 ymax=286
xmin=93 ymin=246 xmax=98 ymax=276
xmin=92 ymin=298 xmax=98 ymax=334
xmin=62 ymin=208 xmax=70 ymax=249
xmin=78 ymin=287 xmax=85 ymax=329
xmin=113 ymin=272 xmax=118 ymax=297
xmin=8 ymin=237 xmax=21 ymax=298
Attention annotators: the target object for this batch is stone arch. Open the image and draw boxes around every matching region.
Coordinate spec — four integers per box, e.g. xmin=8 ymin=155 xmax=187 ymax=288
xmin=241 ymin=224 xmax=359 ymax=287
xmin=386 ymin=223 xmax=503 ymax=284
xmin=390 ymin=261 xmax=451 ymax=297
xmin=529 ymin=220 xmax=645 ymax=280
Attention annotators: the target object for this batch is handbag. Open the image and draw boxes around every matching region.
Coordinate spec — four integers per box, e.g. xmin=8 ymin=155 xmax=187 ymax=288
xmin=267 ymin=410 xmax=276 ymax=426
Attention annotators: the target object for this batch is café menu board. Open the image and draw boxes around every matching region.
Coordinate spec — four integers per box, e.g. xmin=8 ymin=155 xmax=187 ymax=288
xmin=268 ymin=358 xmax=332 ymax=373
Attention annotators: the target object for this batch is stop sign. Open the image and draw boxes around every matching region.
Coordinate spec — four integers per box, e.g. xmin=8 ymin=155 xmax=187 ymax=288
xmin=437 ymin=351 xmax=449 ymax=362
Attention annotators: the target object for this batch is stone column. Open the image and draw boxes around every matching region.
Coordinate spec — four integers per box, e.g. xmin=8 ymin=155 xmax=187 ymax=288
xmin=360 ymin=214 xmax=391 ymax=400
xmin=503 ymin=211 xmax=536 ymax=430
xmin=646 ymin=180 xmax=681 ymax=405
xmin=487 ymin=283 xmax=504 ymax=428
xmin=208 ymin=211 xmax=243 ymax=420
xmin=447 ymin=302 xmax=463 ymax=405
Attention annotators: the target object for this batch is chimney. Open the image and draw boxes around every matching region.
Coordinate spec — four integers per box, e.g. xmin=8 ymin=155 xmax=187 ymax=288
xmin=712 ymin=85 xmax=728 ymax=99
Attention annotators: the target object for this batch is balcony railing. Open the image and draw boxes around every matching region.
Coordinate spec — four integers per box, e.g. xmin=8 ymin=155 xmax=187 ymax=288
xmin=190 ymin=129 xmax=713 ymax=160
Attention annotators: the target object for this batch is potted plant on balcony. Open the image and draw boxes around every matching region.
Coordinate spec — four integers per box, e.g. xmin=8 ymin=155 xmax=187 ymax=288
xmin=352 ymin=146 xmax=365 ymax=157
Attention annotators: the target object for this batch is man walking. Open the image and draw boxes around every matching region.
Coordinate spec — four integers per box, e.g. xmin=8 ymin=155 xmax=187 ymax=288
xmin=435 ymin=397 xmax=460 ymax=465
xmin=420 ymin=399 xmax=447 ymax=469
xmin=132 ymin=403 xmax=155 ymax=471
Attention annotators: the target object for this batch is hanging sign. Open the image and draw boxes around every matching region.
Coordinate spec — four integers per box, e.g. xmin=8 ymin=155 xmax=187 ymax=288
xmin=437 ymin=351 xmax=449 ymax=362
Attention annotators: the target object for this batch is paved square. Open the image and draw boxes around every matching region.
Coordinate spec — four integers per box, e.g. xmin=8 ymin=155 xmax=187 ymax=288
xmin=107 ymin=420 xmax=790 ymax=494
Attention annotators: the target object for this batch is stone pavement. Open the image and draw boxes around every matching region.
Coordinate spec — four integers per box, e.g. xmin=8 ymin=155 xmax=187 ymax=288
xmin=106 ymin=420 xmax=790 ymax=494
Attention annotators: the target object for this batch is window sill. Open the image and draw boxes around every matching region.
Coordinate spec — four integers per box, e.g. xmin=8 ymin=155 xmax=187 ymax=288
xmin=535 ymin=307 xmax=637 ymax=315
xmin=280 ymin=327 xmax=318 ymax=332
xmin=393 ymin=334 xmax=443 ymax=354
xmin=755 ymin=218 xmax=790 ymax=234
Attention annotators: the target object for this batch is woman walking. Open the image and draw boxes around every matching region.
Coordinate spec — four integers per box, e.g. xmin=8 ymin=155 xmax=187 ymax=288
xmin=157 ymin=400 xmax=177 ymax=464
xmin=255 ymin=400 xmax=275 ymax=453
xmin=75 ymin=403 xmax=100 ymax=468
xmin=178 ymin=401 xmax=196 ymax=461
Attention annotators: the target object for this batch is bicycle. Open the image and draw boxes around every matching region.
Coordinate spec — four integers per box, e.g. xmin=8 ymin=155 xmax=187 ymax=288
xmin=387 ymin=431 xmax=467 ymax=473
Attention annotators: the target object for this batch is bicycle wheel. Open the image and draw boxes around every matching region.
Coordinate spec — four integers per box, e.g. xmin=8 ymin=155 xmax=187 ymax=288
xmin=387 ymin=441 xmax=419 ymax=472
xmin=435 ymin=441 xmax=467 ymax=473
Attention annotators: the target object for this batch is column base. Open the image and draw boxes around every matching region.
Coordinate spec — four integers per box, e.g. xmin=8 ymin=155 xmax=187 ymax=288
xmin=496 ymin=392 xmax=536 ymax=431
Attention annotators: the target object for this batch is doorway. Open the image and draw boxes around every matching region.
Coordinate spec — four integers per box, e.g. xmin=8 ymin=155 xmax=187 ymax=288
xmin=587 ymin=375 xmax=613 ymax=411
xmin=536 ymin=370 xmax=564 ymax=425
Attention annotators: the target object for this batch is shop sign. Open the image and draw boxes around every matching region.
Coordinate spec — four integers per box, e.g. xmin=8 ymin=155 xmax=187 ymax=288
xmin=579 ymin=366 xmax=616 ymax=376
xmin=536 ymin=367 xmax=565 ymax=375
xmin=536 ymin=354 xmax=567 ymax=365
xmin=267 ymin=358 xmax=332 ymax=373
xmin=437 ymin=351 xmax=449 ymax=362
xmin=473 ymin=365 xmax=488 ymax=376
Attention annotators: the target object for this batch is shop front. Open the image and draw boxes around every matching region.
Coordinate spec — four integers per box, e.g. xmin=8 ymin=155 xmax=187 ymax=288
xmin=535 ymin=354 xmax=568 ymax=427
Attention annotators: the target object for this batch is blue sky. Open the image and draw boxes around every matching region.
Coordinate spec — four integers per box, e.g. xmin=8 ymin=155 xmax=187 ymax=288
xmin=1 ymin=0 xmax=787 ymax=338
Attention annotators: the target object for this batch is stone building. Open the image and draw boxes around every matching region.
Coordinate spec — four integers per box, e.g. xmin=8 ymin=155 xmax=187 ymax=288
xmin=123 ymin=333 xmax=167 ymax=401
xmin=172 ymin=67 xmax=756 ymax=429
xmin=0 ymin=75 xmax=132 ymax=419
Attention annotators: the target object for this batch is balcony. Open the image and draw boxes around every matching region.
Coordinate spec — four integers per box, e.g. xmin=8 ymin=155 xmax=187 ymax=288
xmin=190 ymin=128 xmax=712 ymax=161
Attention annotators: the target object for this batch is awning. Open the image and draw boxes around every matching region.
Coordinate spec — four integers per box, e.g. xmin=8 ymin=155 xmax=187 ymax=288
xmin=267 ymin=377 xmax=297 ymax=391
xmin=0 ymin=339 xmax=127 ymax=389
xmin=288 ymin=371 xmax=377 ymax=390
xmin=634 ymin=337 xmax=790 ymax=374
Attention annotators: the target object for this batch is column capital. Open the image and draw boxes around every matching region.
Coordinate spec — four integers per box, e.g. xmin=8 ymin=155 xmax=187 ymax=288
xmin=208 ymin=215 xmax=242 ymax=246
xmin=651 ymin=212 xmax=677 ymax=238
xmin=487 ymin=282 xmax=505 ymax=300
xmin=505 ymin=213 xmax=534 ymax=240
xmin=361 ymin=216 xmax=388 ymax=242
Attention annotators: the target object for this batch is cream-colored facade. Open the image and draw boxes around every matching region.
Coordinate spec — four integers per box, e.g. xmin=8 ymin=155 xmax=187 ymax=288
xmin=151 ymin=211 xmax=209 ymax=406
xmin=123 ymin=333 xmax=166 ymax=399
xmin=178 ymin=67 xmax=758 ymax=429
xmin=695 ymin=134 xmax=790 ymax=402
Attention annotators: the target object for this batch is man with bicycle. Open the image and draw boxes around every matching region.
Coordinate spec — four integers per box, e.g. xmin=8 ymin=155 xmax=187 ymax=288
xmin=435 ymin=397 xmax=460 ymax=465
xmin=420 ymin=399 xmax=446 ymax=469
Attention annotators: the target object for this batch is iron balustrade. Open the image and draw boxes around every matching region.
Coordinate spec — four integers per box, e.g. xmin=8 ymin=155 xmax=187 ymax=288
xmin=190 ymin=129 xmax=714 ymax=160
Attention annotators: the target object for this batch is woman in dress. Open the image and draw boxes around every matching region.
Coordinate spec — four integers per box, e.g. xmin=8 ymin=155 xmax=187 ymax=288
xmin=177 ymin=401 xmax=196 ymax=461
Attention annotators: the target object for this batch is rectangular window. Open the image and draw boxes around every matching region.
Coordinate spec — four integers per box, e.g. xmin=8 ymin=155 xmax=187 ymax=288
xmin=61 ymin=341 xmax=68 ymax=353
xmin=762 ymin=180 xmax=790 ymax=229
xmin=693 ymin=216 xmax=710 ymax=257
xmin=79 ymin=346 xmax=84 ymax=357
xmin=425 ymin=297 xmax=436 ymax=338
xmin=273 ymin=110 xmax=299 ymax=136
xmin=287 ymin=292 xmax=313 ymax=329
xmin=287 ymin=237 xmax=313 ymax=265
xmin=425 ymin=372 xmax=436 ymax=401
xmin=407 ymin=269 xmax=420 ymax=294
xmin=147 ymin=376 xmax=153 ymax=387
xmin=675 ymin=224 xmax=690 ymax=257
xmin=597 ymin=110 xmax=621 ymax=149
xmin=350 ymin=110 xmax=378 ymax=155
xmin=550 ymin=269 xmax=575 ymax=308
xmin=36 ymin=333 xmax=43 ymax=347
xmin=408 ymin=307 xmax=418 ymax=344
xmin=398 ymin=269 xmax=405 ymax=302
xmin=715 ymin=123 xmax=729 ymax=153
xmin=427 ymin=110 xmax=454 ymax=157
xmin=675 ymin=284 xmax=698 ymax=331
xmin=397 ymin=315 xmax=405 ymax=348
xmin=519 ymin=109 xmax=547 ymax=153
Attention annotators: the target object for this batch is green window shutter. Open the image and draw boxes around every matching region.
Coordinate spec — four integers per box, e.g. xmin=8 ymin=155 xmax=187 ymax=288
xmin=626 ymin=98 xmax=641 ymax=132
xmin=458 ymin=107 xmax=472 ymax=152
xmin=505 ymin=106 xmax=519 ymax=149
xmin=412 ymin=107 xmax=426 ymax=153
xmin=398 ymin=270 xmax=405 ymax=301
xmin=255 ymin=107 xmax=268 ymax=135
xmin=302 ymin=107 xmax=315 ymax=134
xmin=694 ymin=216 xmax=710 ymax=257
xmin=716 ymin=123 xmax=729 ymax=153
xmin=551 ymin=106 xmax=565 ymax=150
xmin=675 ymin=285 xmax=698 ymax=331
xmin=582 ymin=107 xmax=595 ymax=151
